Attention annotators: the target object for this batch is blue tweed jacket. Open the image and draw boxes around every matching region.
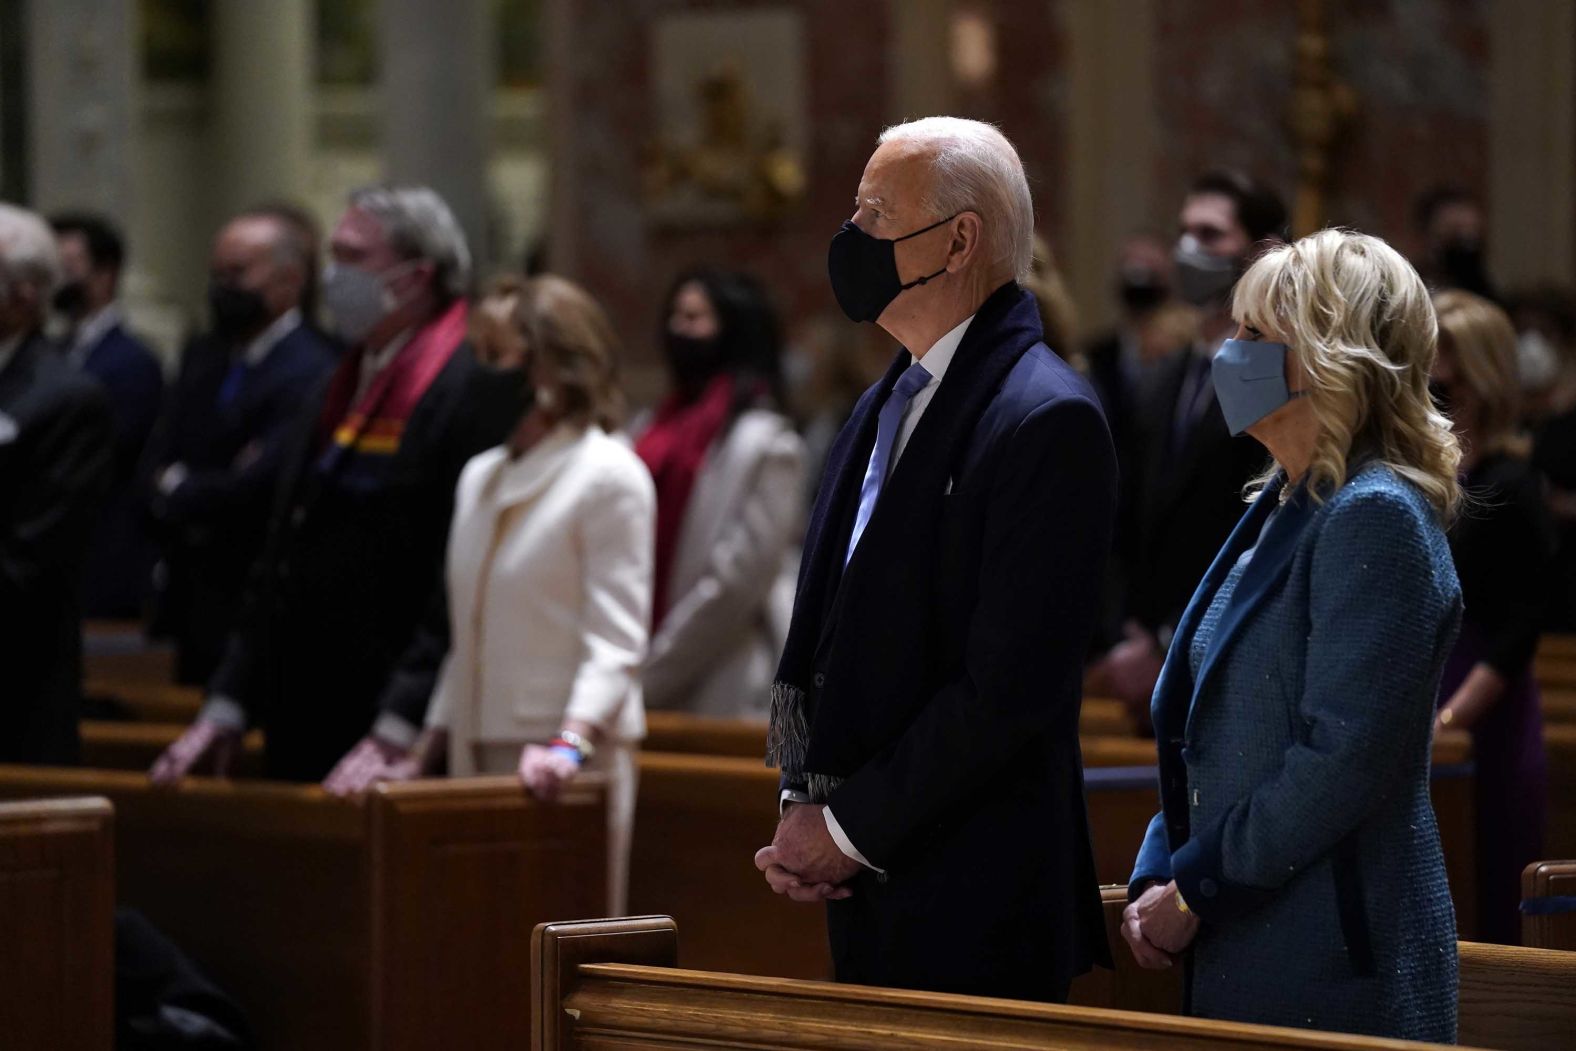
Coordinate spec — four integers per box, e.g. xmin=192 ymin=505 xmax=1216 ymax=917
xmin=1129 ymin=462 xmax=1462 ymax=1043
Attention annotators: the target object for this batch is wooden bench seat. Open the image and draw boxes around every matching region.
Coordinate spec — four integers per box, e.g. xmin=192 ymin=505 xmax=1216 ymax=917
xmin=0 ymin=797 xmax=114 ymax=1050
xmin=80 ymin=719 xmax=265 ymax=774
xmin=0 ymin=768 xmax=606 ymax=1051
xmin=533 ymin=915 xmax=1576 ymax=1051
xmin=1521 ymin=859 xmax=1576 ymax=951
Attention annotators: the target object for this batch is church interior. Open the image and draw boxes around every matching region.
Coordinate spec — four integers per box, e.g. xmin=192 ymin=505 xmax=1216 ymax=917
xmin=2 ymin=1 xmax=1576 ymax=1048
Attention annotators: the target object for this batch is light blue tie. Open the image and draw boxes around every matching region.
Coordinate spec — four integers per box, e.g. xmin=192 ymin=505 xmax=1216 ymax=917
xmin=845 ymin=360 xmax=932 ymax=565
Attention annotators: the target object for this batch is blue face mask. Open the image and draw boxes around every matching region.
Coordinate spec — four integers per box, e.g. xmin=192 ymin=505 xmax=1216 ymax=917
xmin=1211 ymin=337 xmax=1306 ymax=436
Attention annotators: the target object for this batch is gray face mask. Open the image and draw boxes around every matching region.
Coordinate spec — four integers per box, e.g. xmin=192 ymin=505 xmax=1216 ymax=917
xmin=321 ymin=260 xmax=417 ymax=347
xmin=1174 ymin=233 xmax=1238 ymax=308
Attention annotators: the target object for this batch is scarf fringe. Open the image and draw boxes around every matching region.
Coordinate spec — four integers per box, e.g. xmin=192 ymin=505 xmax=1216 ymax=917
xmin=765 ymin=681 xmax=808 ymax=773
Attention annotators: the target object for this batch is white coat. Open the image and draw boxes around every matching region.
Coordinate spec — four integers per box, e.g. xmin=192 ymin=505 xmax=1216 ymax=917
xmin=426 ymin=423 xmax=654 ymax=913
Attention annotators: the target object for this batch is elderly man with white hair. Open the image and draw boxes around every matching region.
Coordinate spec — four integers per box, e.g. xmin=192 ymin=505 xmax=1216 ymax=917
xmin=754 ymin=118 xmax=1116 ymax=999
xmin=0 ymin=202 xmax=113 ymax=764
xmin=153 ymin=186 xmax=519 ymax=783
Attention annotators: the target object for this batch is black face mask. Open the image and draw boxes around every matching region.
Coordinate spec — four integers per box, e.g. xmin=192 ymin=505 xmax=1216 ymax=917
xmin=1439 ymin=238 xmax=1492 ymax=297
xmin=827 ymin=214 xmax=957 ymax=323
xmin=663 ymin=331 xmax=729 ymax=390
xmin=1116 ymin=271 xmax=1166 ymax=313
xmin=51 ymin=280 xmax=88 ymax=319
xmin=207 ymin=280 xmax=270 ymax=340
xmin=473 ymin=364 xmax=537 ymax=428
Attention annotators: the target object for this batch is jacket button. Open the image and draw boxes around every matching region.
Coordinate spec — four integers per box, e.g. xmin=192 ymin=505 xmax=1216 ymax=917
xmin=813 ymin=673 xmax=826 ymax=688
xmin=1199 ymin=878 xmax=1218 ymax=898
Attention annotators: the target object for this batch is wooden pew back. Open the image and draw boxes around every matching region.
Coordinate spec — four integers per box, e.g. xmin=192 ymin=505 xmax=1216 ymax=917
xmin=533 ymin=916 xmax=1576 ymax=1051
xmin=0 ymin=797 xmax=114 ymax=1050
xmin=0 ymin=768 xmax=606 ymax=1051
xmin=532 ymin=916 xmax=1467 ymax=1051
xmin=1520 ymin=859 xmax=1576 ymax=951
xmin=1548 ymin=724 xmax=1576 ymax=861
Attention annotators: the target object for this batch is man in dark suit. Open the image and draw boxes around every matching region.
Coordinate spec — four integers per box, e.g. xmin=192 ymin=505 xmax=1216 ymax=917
xmin=1088 ymin=171 xmax=1285 ymax=724
xmin=151 ymin=187 xmax=518 ymax=782
xmin=0 ymin=203 xmax=114 ymax=763
xmin=50 ymin=213 xmax=165 ymax=617
xmin=145 ymin=208 xmax=337 ymax=684
xmin=754 ymin=118 xmax=1116 ymax=1001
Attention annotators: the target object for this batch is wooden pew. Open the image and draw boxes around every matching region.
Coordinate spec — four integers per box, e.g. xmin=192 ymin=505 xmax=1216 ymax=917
xmin=0 ymin=797 xmax=114 ymax=1050
xmin=639 ymin=703 xmax=1135 ymax=760
xmin=80 ymin=720 xmax=266 ymax=775
xmin=533 ymin=915 xmax=1576 ymax=1051
xmin=1548 ymin=724 xmax=1576 ymax=861
xmin=1544 ymin=688 xmax=1576 ymax=725
xmin=81 ymin=680 xmax=203 ymax=724
xmin=629 ymin=736 xmax=1478 ymax=982
xmin=1521 ymin=859 xmax=1576 ymax=951
xmin=1539 ymin=634 xmax=1576 ymax=663
xmin=0 ymin=768 xmax=606 ymax=1051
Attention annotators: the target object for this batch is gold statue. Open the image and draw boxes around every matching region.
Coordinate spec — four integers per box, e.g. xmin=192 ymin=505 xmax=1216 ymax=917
xmin=644 ymin=62 xmax=806 ymax=224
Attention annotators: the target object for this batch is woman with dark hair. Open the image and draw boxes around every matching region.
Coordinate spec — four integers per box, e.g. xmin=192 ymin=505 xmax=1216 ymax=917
xmin=635 ymin=268 xmax=806 ymax=718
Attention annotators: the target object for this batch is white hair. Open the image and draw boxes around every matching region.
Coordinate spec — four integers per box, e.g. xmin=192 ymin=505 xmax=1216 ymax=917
xmin=878 ymin=117 xmax=1034 ymax=282
xmin=348 ymin=185 xmax=472 ymax=300
xmin=0 ymin=202 xmax=62 ymax=300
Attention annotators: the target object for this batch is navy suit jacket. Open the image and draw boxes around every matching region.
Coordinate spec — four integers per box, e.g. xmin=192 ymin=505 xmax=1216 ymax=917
xmin=772 ymin=283 xmax=1116 ymax=999
xmin=147 ymin=324 xmax=337 ymax=682
xmin=78 ymin=323 xmax=164 ymax=616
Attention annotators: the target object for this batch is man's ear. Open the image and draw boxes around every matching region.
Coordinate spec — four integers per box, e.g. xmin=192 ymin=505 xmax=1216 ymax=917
xmin=948 ymin=212 xmax=984 ymax=273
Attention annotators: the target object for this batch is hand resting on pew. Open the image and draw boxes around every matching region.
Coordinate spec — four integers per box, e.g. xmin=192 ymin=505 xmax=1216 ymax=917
xmin=148 ymin=717 xmax=243 ymax=784
xmin=322 ymin=732 xmax=427 ymax=796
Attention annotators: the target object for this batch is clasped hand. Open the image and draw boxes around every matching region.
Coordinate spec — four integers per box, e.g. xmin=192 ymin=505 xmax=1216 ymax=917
xmin=1121 ymin=880 xmax=1200 ymax=969
xmin=753 ymin=803 xmax=860 ymax=903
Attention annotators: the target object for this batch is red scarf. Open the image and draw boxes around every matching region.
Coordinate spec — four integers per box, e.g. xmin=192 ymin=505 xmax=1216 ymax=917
xmin=317 ymin=299 xmax=469 ymax=458
xmin=636 ymin=373 xmax=736 ymax=629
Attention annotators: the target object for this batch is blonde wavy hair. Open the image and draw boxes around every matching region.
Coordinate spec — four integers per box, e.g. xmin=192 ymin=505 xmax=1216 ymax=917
xmin=1433 ymin=289 xmax=1531 ymax=460
xmin=1231 ymin=228 xmax=1461 ymax=520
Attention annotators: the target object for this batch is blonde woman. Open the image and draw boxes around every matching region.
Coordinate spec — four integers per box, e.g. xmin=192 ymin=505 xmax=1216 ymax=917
xmin=1122 ymin=230 xmax=1463 ymax=1042
xmin=1432 ymin=290 xmax=1554 ymax=945
xmin=331 ymin=275 xmax=653 ymax=915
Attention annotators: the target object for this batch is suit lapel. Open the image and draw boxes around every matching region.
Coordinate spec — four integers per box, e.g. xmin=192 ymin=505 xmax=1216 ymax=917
xmin=1187 ymin=479 xmax=1317 ymax=725
xmin=490 ymin=425 xmax=585 ymax=511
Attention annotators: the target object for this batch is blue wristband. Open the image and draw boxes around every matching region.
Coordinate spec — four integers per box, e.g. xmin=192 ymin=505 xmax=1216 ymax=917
xmin=549 ymin=744 xmax=584 ymax=766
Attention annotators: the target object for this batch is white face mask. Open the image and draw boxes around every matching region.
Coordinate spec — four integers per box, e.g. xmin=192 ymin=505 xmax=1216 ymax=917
xmin=321 ymin=260 xmax=419 ymax=347
xmin=1517 ymin=329 xmax=1560 ymax=391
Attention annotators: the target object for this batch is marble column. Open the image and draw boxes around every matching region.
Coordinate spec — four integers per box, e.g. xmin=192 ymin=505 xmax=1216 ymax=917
xmin=25 ymin=0 xmax=137 ymax=220
xmin=1489 ymin=0 xmax=1576 ymax=288
xmin=380 ymin=0 xmax=493 ymax=273
xmin=1065 ymin=0 xmax=1159 ymax=335
xmin=211 ymin=0 xmax=312 ymax=217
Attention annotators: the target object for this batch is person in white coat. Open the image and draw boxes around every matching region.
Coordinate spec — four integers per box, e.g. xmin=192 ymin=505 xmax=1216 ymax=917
xmin=634 ymin=269 xmax=806 ymax=718
xmin=326 ymin=274 xmax=654 ymax=914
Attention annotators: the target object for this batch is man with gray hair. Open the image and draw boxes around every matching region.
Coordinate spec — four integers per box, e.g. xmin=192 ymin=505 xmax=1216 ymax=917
xmin=153 ymin=186 xmax=518 ymax=782
xmin=754 ymin=118 xmax=1116 ymax=999
xmin=0 ymin=202 xmax=113 ymax=763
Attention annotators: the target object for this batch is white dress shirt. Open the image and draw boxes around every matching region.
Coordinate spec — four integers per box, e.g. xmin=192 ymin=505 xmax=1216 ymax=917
xmin=67 ymin=304 xmax=123 ymax=368
xmin=0 ymin=331 xmax=23 ymax=376
xmin=792 ymin=312 xmax=976 ymax=874
xmin=241 ymin=308 xmax=303 ymax=368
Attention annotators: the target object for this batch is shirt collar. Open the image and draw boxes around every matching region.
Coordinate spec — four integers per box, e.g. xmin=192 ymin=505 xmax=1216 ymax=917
xmin=241 ymin=308 xmax=302 ymax=367
xmin=909 ymin=313 xmax=974 ymax=386
xmin=69 ymin=303 xmax=123 ymax=365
